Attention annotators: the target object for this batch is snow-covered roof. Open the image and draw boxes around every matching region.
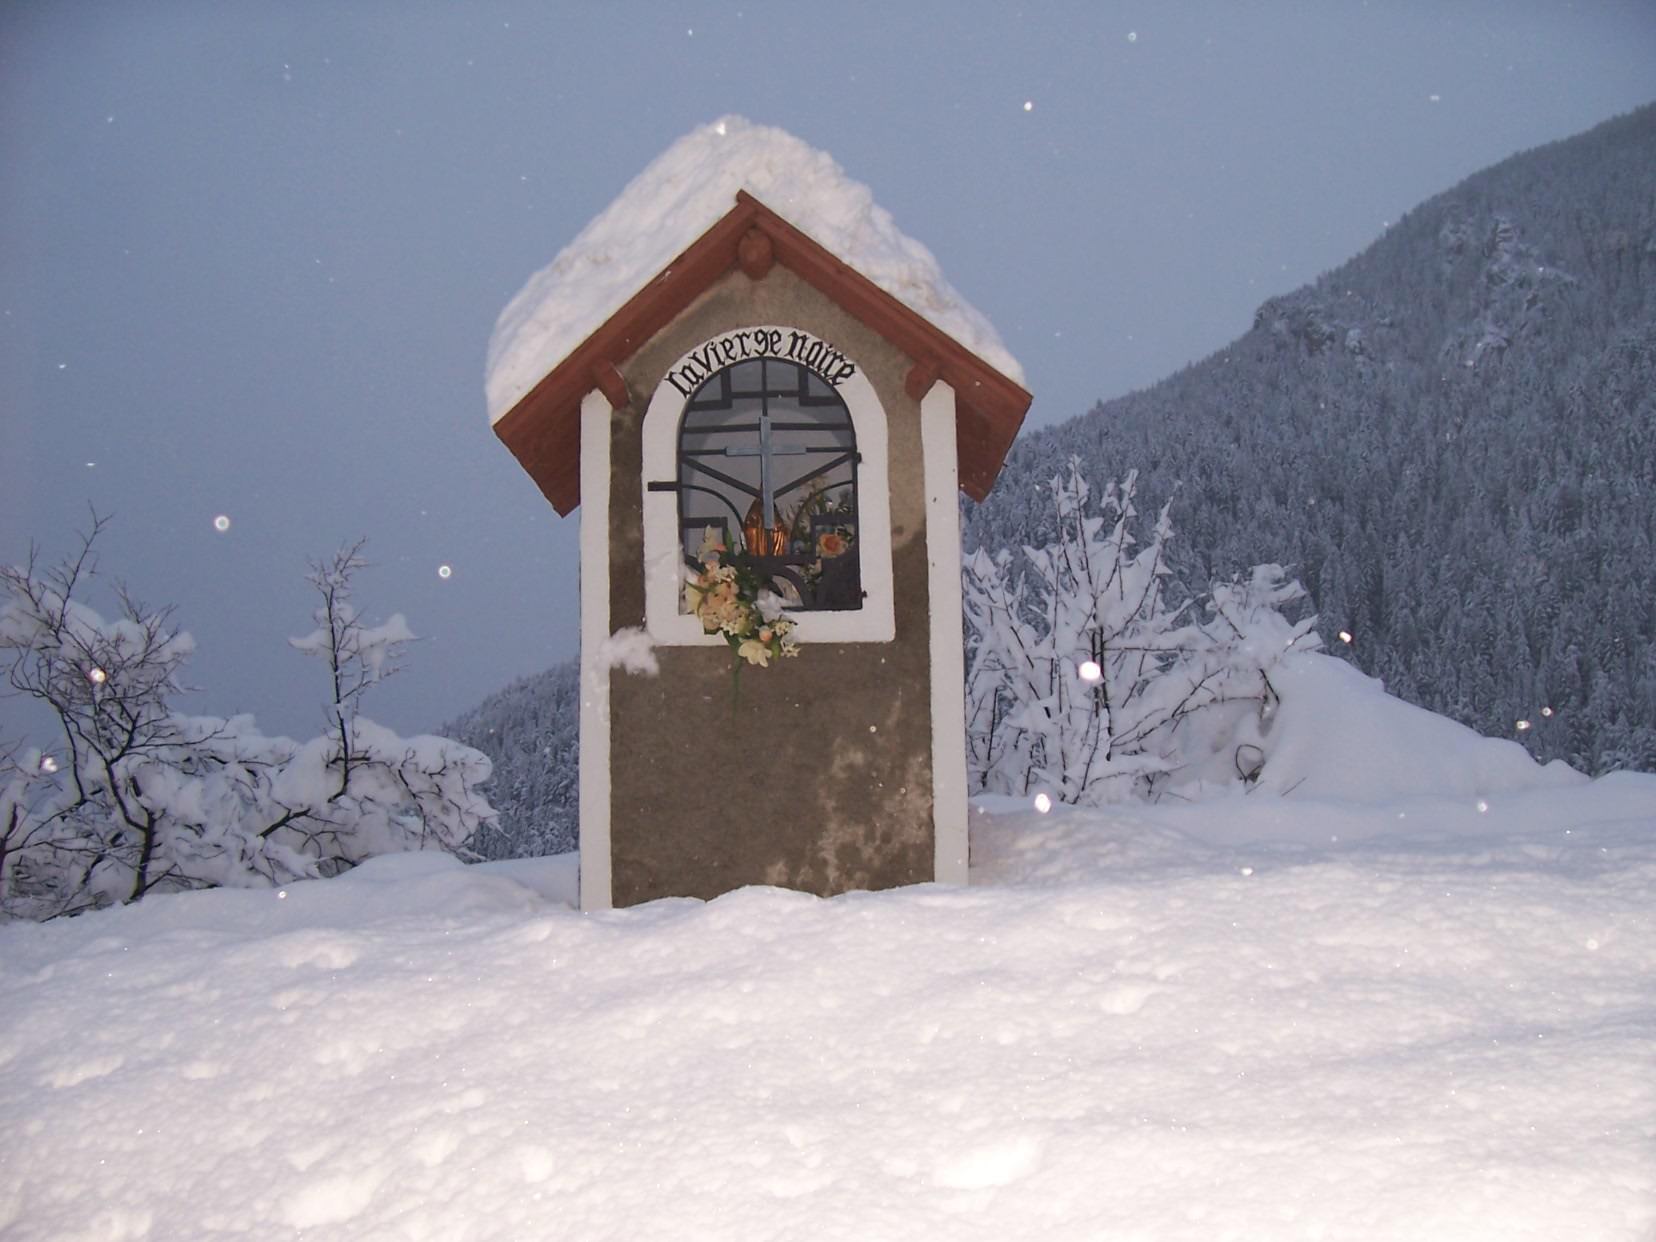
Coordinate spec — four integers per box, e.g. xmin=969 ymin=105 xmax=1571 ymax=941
xmin=486 ymin=116 xmax=1024 ymax=425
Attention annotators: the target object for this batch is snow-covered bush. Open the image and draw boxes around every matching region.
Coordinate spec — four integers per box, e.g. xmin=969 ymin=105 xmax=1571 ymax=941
xmin=963 ymin=460 xmax=1319 ymax=804
xmin=0 ymin=524 xmax=494 ymax=920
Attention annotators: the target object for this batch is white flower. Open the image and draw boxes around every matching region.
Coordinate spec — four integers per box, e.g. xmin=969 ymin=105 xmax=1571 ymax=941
xmin=697 ymin=526 xmax=727 ymax=561
xmin=756 ymin=590 xmax=786 ymax=622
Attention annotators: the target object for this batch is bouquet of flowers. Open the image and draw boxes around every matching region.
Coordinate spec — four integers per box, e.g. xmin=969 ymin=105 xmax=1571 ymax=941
xmin=684 ymin=528 xmax=800 ymax=669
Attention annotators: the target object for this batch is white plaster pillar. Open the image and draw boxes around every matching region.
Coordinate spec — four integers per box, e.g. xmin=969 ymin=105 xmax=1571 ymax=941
xmin=921 ymin=381 xmax=970 ymax=885
xmin=577 ymin=388 xmax=614 ymax=911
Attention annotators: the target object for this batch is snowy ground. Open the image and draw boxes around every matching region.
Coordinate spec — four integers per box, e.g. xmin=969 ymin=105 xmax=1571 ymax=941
xmin=3 ymin=664 xmax=1655 ymax=1240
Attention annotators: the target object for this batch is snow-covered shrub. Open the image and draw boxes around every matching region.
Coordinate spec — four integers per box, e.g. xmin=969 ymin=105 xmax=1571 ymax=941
xmin=0 ymin=524 xmax=494 ymax=920
xmin=963 ymin=460 xmax=1319 ymax=804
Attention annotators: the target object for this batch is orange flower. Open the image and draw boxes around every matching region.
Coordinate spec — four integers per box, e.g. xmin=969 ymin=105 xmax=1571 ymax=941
xmin=817 ymin=531 xmax=847 ymax=558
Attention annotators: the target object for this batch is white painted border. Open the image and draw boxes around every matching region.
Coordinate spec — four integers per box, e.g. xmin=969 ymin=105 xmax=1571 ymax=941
xmin=576 ymin=388 xmax=614 ymax=911
xmin=641 ymin=328 xmax=894 ymax=644
xmin=922 ymin=381 xmax=969 ymax=885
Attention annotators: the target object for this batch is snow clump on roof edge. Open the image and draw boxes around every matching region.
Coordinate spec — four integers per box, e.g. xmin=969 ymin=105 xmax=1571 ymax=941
xmin=486 ymin=115 xmax=1024 ymax=424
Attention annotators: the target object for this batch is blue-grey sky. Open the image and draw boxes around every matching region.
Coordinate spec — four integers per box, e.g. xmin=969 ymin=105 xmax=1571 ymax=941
xmin=3 ymin=2 xmax=1653 ymax=743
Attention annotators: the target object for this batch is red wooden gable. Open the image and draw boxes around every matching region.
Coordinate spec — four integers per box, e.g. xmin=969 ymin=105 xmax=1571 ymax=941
xmin=494 ymin=191 xmax=1032 ymax=516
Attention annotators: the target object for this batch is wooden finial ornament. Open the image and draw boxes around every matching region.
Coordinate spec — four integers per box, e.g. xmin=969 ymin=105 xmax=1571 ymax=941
xmin=737 ymin=226 xmax=775 ymax=280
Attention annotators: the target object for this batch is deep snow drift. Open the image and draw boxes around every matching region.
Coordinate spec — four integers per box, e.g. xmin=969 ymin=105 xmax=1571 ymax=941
xmin=3 ymin=655 xmax=1654 ymax=1240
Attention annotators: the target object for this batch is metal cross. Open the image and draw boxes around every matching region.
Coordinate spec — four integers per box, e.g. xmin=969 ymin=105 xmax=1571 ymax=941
xmin=723 ymin=360 xmax=807 ymax=530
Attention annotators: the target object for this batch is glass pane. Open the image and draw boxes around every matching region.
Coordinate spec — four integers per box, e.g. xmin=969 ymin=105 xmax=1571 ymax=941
xmin=677 ymin=359 xmax=861 ymax=611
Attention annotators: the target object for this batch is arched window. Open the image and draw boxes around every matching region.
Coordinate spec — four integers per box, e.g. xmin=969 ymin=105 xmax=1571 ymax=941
xmin=676 ymin=358 xmax=860 ymax=610
xmin=642 ymin=327 xmax=893 ymax=645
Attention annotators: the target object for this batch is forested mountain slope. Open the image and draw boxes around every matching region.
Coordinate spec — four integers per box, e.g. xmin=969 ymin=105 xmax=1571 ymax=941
xmin=441 ymin=661 xmax=579 ymax=858
xmin=966 ymin=104 xmax=1656 ymax=774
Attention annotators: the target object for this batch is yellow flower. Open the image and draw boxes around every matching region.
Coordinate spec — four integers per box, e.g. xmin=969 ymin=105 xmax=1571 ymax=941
xmin=737 ymin=638 xmax=772 ymax=667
